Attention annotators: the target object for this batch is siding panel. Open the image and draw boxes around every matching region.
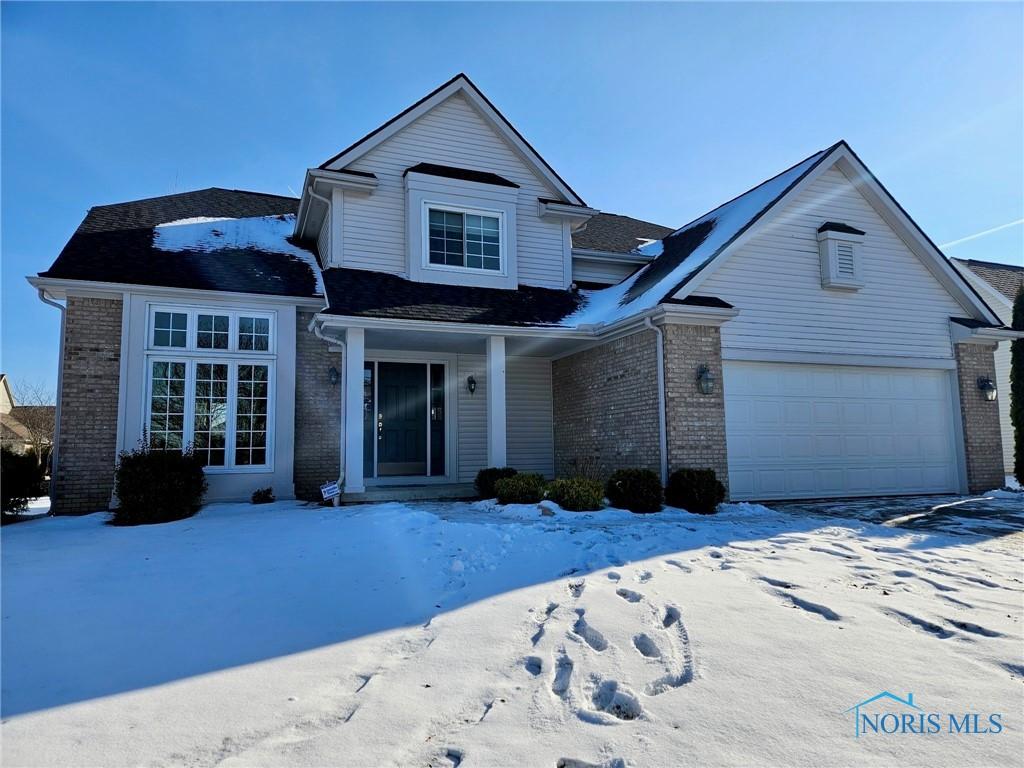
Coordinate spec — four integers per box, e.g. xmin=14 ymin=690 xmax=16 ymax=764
xmin=507 ymin=357 xmax=554 ymax=476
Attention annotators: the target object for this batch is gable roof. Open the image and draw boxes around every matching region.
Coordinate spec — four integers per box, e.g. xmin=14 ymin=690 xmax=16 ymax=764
xmin=563 ymin=141 xmax=1002 ymax=329
xmin=318 ymin=74 xmax=585 ymax=206
xmin=572 ymin=213 xmax=675 ymax=254
xmin=39 ymin=188 xmax=323 ymax=300
xmin=954 ymin=258 xmax=1024 ymax=303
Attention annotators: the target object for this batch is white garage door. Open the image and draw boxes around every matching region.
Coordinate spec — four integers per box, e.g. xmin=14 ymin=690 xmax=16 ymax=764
xmin=724 ymin=361 xmax=959 ymax=500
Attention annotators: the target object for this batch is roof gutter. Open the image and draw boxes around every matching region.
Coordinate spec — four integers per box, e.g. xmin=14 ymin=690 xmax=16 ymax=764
xmin=36 ymin=288 xmax=65 ymax=507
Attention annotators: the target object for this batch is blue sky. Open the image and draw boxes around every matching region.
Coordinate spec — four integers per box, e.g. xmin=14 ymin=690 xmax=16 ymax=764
xmin=2 ymin=2 xmax=1022 ymax=393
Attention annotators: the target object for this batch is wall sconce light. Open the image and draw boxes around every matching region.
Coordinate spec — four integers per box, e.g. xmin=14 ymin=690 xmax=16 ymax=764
xmin=467 ymin=375 xmax=477 ymax=395
xmin=977 ymin=376 xmax=997 ymax=402
xmin=696 ymin=364 xmax=715 ymax=395
xmin=328 ymin=366 xmax=339 ymax=386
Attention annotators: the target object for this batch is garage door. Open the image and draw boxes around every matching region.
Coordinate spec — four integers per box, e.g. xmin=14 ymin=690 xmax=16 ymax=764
xmin=724 ymin=361 xmax=959 ymax=500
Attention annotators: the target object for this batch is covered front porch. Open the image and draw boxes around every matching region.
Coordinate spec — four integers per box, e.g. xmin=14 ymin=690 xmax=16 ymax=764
xmin=314 ymin=316 xmax=593 ymax=499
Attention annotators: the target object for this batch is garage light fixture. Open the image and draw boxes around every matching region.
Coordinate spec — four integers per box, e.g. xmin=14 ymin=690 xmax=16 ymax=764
xmin=696 ymin=364 xmax=715 ymax=395
xmin=467 ymin=375 xmax=477 ymax=395
xmin=328 ymin=366 xmax=339 ymax=386
xmin=977 ymin=376 xmax=997 ymax=402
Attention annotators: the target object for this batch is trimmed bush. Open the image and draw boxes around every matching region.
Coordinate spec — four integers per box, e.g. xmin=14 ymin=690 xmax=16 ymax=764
xmin=494 ymin=473 xmax=546 ymax=505
xmin=1 ymin=448 xmax=43 ymax=514
xmin=475 ymin=466 xmax=518 ymax=499
xmin=251 ymin=487 xmax=275 ymax=504
xmin=605 ymin=468 xmax=663 ymax=513
xmin=546 ymin=477 xmax=604 ymax=512
xmin=665 ymin=468 xmax=726 ymax=514
xmin=112 ymin=443 xmax=207 ymax=526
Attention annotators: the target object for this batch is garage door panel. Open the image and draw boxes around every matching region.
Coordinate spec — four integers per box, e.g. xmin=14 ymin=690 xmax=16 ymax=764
xmin=725 ymin=361 xmax=958 ymax=500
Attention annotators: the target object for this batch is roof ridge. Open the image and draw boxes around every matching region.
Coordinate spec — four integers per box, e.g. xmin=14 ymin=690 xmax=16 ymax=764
xmin=956 ymin=257 xmax=1024 ymax=272
xmin=89 ymin=187 xmax=296 ymax=211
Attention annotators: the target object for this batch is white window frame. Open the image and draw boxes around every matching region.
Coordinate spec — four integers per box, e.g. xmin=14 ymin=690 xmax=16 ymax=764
xmin=421 ymin=202 xmax=507 ymax=277
xmin=143 ymin=304 xmax=276 ymax=473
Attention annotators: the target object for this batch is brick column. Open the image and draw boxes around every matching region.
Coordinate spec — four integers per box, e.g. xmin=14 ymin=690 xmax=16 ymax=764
xmin=954 ymin=342 xmax=1004 ymax=492
xmin=293 ymin=311 xmax=341 ymax=501
xmin=552 ymin=330 xmax=661 ymax=480
xmin=52 ymin=296 xmax=123 ymax=515
xmin=662 ymin=324 xmax=729 ymax=495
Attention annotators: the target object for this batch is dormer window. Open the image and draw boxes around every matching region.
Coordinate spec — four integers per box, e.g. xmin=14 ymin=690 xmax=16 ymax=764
xmin=817 ymin=221 xmax=865 ymax=290
xmin=427 ymin=207 xmax=502 ymax=271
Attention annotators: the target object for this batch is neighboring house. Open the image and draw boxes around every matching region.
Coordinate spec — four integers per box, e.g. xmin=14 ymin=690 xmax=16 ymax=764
xmin=0 ymin=374 xmax=55 ymax=458
xmin=28 ymin=74 xmax=1018 ymax=515
xmin=953 ymin=259 xmax=1024 ymax=475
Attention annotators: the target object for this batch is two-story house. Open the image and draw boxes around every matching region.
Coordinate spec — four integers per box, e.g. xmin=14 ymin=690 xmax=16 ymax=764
xmin=30 ymin=74 xmax=1016 ymax=514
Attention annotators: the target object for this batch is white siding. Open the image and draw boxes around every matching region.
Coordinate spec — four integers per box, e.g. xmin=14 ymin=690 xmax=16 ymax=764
xmin=317 ymin=216 xmax=330 ymax=265
xmin=456 ymin=354 xmax=554 ymax=482
xmin=697 ymin=166 xmax=969 ymax=359
xmin=341 ymin=93 xmax=568 ymax=288
xmin=572 ymin=257 xmax=637 ymax=286
xmin=507 ymin=357 xmax=554 ymax=476
xmin=995 ymin=340 xmax=1013 ymax=473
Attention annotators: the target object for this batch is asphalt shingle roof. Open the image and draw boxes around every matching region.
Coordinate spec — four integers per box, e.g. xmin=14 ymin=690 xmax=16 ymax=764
xmin=955 ymin=259 xmax=1024 ymax=302
xmin=322 ymin=268 xmax=582 ymax=326
xmin=571 ymin=213 xmax=675 ymax=254
xmin=41 ymin=188 xmax=321 ymax=299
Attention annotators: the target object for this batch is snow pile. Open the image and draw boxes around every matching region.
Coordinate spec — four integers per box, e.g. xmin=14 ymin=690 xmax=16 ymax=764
xmin=153 ymin=213 xmax=325 ymax=295
xmin=563 ymin=149 xmax=827 ymax=329
xmin=2 ymin=497 xmax=1021 ymax=767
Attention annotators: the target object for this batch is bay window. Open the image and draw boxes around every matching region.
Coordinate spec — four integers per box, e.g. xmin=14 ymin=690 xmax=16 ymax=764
xmin=145 ymin=306 xmax=275 ymax=471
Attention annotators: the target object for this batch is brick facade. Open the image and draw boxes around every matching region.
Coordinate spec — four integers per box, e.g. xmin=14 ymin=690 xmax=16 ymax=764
xmin=552 ymin=330 xmax=661 ymax=479
xmin=52 ymin=296 xmax=123 ymax=515
xmin=954 ymin=342 xmax=1005 ymax=492
xmin=662 ymin=324 xmax=729 ymax=493
xmin=294 ymin=311 xmax=341 ymax=500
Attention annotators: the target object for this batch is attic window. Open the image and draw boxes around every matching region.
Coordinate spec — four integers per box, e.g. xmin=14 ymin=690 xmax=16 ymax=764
xmin=817 ymin=222 xmax=865 ymax=290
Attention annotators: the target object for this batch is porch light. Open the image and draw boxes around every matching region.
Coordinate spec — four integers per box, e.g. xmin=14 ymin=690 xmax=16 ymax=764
xmin=696 ymin=364 xmax=715 ymax=395
xmin=467 ymin=375 xmax=477 ymax=395
xmin=977 ymin=376 xmax=997 ymax=402
xmin=328 ymin=366 xmax=339 ymax=386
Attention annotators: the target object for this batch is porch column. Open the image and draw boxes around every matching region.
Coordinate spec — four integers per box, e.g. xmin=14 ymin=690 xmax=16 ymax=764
xmin=486 ymin=335 xmax=507 ymax=467
xmin=343 ymin=327 xmax=365 ymax=493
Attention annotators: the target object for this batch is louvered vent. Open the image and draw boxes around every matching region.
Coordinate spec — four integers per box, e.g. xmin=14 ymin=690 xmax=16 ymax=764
xmin=836 ymin=242 xmax=856 ymax=277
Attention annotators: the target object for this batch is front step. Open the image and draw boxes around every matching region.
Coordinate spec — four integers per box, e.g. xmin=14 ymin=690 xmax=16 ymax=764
xmin=339 ymin=483 xmax=477 ymax=504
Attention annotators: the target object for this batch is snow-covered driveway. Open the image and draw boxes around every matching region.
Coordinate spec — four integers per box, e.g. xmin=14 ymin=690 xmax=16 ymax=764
xmin=2 ymin=497 xmax=1021 ymax=767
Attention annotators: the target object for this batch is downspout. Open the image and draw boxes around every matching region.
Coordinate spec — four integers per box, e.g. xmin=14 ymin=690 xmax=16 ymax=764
xmin=644 ymin=317 xmax=668 ymax=485
xmin=309 ymin=316 xmax=346 ymax=503
xmin=37 ymin=288 xmax=66 ymax=507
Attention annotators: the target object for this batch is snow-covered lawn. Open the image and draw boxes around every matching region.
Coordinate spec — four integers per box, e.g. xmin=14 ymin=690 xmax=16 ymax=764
xmin=2 ymin=497 xmax=1021 ymax=767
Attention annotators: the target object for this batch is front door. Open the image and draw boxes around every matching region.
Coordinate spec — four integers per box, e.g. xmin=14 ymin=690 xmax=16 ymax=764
xmin=377 ymin=362 xmax=428 ymax=476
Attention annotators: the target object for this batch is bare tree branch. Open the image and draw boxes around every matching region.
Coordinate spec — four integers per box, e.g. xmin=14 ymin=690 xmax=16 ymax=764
xmin=10 ymin=380 xmax=56 ymax=467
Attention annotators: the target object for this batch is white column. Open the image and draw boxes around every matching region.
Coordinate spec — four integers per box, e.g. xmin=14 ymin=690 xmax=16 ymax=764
xmin=486 ymin=335 xmax=507 ymax=468
xmin=343 ymin=327 xmax=365 ymax=493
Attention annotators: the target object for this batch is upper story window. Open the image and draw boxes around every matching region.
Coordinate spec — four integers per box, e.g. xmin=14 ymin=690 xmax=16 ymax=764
xmin=153 ymin=311 xmax=188 ymax=348
xmin=428 ymin=208 xmax=501 ymax=271
xmin=426 ymin=205 xmax=503 ymax=273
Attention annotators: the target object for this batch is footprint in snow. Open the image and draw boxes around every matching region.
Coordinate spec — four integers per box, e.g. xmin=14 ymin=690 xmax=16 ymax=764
xmin=606 ymin=571 xmax=621 ymax=582
xmin=524 ymin=656 xmax=543 ymax=676
xmin=572 ymin=610 xmax=608 ymax=652
xmin=615 ymin=588 xmax=643 ymax=603
xmin=662 ymin=559 xmax=692 ymax=573
xmin=882 ymin=609 xmax=955 ymax=639
xmin=551 ymin=653 xmax=573 ymax=697
xmin=662 ymin=605 xmax=681 ymax=629
xmin=759 ymin=576 xmax=799 ymax=589
xmin=589 ymin=678 xmax=643 ymax=721
xmin=557 ymin=758 xmax=626 ymax=768
xmin=635 ymin=570 xmax=653 ymax=583
xmin=945 ymin=618 xmax=1002 ymax=638
xmin=567 ymin=580 xmax=586 ymax=598
xmin=773 ymin=590 xmax=842 ymax=621
xmin=632 ymin=633 xmax=661 ymax=658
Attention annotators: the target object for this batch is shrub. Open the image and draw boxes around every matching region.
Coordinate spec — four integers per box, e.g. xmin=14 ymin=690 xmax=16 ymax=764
xmin=494 ymin=473 xmax=546 ymax=505
xmin=546 ymin=477 xmax=604 ymax=512
xmin=605 ymin=468 xmax=663 ymax=513
xmin=251 ymin=487 xmax=275 ymax=504
xmin=475 ymin=466 xmax=518 ymax=499
xmin=112 ymin=442 xmax=207 ymax=526
xmin=1 ymin=448 xmax=43 ymax=514
xmin=665 ymin=468 xmax=726 ymax=514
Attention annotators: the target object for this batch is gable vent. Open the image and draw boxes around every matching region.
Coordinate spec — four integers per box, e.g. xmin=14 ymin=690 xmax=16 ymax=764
xmin=836 ymin=242 xmax=856 ymax=277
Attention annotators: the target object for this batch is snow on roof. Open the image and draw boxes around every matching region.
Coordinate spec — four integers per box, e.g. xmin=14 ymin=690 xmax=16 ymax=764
xmin=561 ymin=147 xmax=830 ymax=328
xmin=153 ymin=213 xmax=325 ymax=296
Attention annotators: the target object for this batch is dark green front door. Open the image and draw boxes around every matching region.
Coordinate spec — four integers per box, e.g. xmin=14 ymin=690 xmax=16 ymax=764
xmin=377 ymin=362 xmax=427 ymax=476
